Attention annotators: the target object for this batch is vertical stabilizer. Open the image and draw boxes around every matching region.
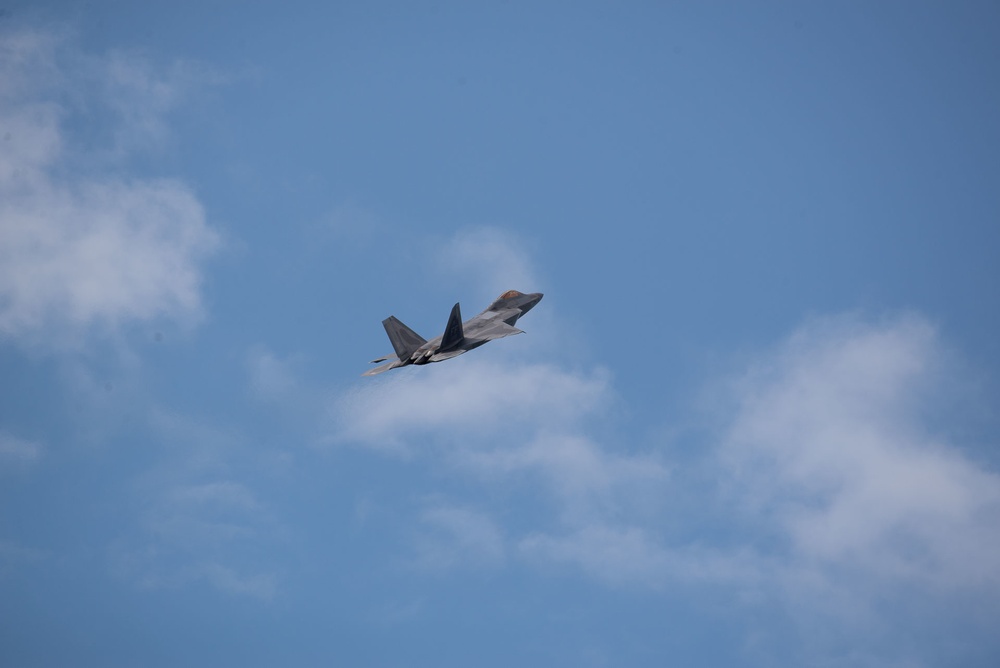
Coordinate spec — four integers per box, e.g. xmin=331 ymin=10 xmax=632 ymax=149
xmin=382 ymin=316 xmax=426 ymax=361
xmin=440 ymin=302 xmax=465 ymax=351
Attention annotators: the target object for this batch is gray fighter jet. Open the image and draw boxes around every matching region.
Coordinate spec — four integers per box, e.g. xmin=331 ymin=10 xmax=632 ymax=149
xmin=363 ymin=290 xmax=543 ymax=376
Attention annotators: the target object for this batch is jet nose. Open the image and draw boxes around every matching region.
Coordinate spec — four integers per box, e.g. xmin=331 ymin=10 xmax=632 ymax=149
xmin=520 ymin=292 xmax=543 ymax=313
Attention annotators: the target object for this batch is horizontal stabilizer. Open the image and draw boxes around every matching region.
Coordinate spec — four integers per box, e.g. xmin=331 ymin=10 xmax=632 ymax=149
xmin=440 ymin=302 xmax=465 ymax=351
xmin=383 ymin=316 xmax=426 ymax=361
xmin=362 ymin=359 xmax=405 ymax=376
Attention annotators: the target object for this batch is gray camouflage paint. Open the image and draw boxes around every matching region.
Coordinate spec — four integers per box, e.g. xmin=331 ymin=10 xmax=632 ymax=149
xmin=363 ymin=290 xmax=543 ymax=376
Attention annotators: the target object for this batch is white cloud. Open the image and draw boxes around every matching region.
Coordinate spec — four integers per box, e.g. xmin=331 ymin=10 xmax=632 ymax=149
xmin=479 ymin=312 xmax=1000 ymax=665
xmin=513 ymin=314 xmax=1000 ymax=604
xmin=335 ymin=357 xmax=612 ymax=452
xmin=1 ymin=179 xmax=216 ymax=336
xmin=335 ymin=354 xmax=671 ymax=536
xmin=335 ymin=353 xmax=668 ymax=553
xmin=0 ymin=29 xmax=219 ymax=346
xmin=721 ymin=314 xmax=1000 ymax=592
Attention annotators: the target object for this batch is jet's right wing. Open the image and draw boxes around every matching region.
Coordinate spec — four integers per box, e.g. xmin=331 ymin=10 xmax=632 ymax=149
xmin=476 ymin=320 xmax=524 ymax=341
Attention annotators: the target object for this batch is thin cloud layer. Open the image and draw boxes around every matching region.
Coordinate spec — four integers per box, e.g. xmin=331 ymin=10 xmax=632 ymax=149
xmin=335 ymin=358 xmax=611 ymax=451
xmin=519 ymin=525 xmax=763 ymax=588
xmin=335 ymin=353 xmax=674 ymax=584
xmin=339 ymin=357 xmax=669 ymax=517
xmin=98 ymin=404 xmax=286 ymax=600
xmin=414 ymin=505 xmax=506 ymax=571
xmin=0 ymin=29 xmax=218 ymax=345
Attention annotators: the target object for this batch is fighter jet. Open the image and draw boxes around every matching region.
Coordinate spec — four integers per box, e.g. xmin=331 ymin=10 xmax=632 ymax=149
xmin=363 ymin=290 xmax=543 ymax=376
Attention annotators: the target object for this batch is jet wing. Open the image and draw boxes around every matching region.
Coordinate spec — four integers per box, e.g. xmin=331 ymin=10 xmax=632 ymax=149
xmin=370 ymin=353 xmax=397 ymax=364
xmin=474 ymin=320 xmax=524 ymax=341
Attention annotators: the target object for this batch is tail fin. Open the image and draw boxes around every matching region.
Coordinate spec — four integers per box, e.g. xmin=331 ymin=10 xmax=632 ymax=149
xmin=382 ymin=316 xmax=426 ymax=361
xmin=440 ymin=302 xmax=465 ymax=351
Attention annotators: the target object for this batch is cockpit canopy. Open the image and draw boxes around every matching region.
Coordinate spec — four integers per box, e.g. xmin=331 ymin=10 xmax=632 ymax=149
xmin=498 ymin=290 xmax=524 ymax=300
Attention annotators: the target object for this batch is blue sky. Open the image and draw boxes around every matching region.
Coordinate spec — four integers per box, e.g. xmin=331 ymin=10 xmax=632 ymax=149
xmin=2 ymin=2 xmax=999 ymax=666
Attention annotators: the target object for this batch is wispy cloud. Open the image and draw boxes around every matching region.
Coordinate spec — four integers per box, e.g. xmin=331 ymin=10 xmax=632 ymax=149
xmin=0 ymin=431 xmax=42 ymax=470
xmin=0 ymin=29 xmax=219 ymax=347
xmin=197 ymin=562 xmax=278 ymax=600
xmin=435 ymin=227 xmax=540 ymax=302
xmin=109 ymin=410 xmax=285 ymax=600
xmin=112 ymin=547 xmax=278 ymax=601
xmin=166 ymin=481 xmax=261 ymax=512
xmin=335 ymin=358 xmax=611 ymax=452
xmin=113 ymin=474 xmax=281 ymax=600
xmin=413 ymin=504 xmax=506 ymax=571
xmin=519 ymin=525 xmax=763 ymax=588
xmin=247 ymin=347 xmax=301 ymax=404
